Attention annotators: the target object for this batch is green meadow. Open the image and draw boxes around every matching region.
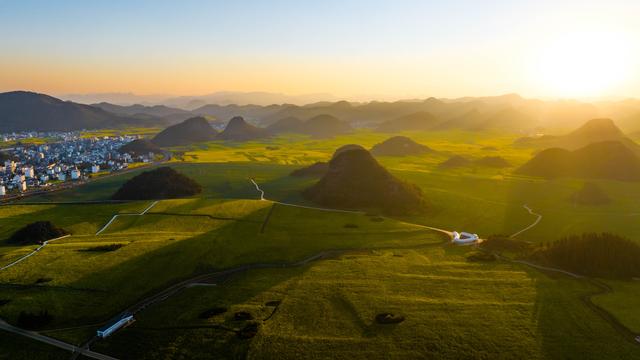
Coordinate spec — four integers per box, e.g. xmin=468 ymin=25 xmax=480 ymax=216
xmin=2 ymin=129 xmax=640 ymax=358
xmin=94 ymin=246 xmax=638 ymax=359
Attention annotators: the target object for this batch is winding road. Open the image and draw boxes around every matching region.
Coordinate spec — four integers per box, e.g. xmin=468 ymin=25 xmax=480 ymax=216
xmin=2 ymin=179 xmax=638 ymax=356
xmin=510 ymin=204 xmax=542 ymax=238
xmin=95 ymin=200 xmax=158 ymax=235
xmin=0 ymin=235 xmax=70 ymax=271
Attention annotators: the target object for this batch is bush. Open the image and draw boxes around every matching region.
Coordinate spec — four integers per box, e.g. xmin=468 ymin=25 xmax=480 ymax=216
xmin=467 ymin=252 xmax=497 ymax=262
xmin=8 ymin=221 xmax=67 ymax=245
xmin=17 ymin=310 xmax=53 ymax=329
xmin=237 ymin=322 xmax=259 ymax=339
xmin=234 ymin=311 xmax=253 ymax=321
xmin=81 ymin=244 xmax=124 ymax=252
xmin=112 ymin=167 xmax=201 ymax=200
xmin=199 ymin=307 xmax=227 ymax=319
xmin=375 ymin=313 xmax=405 ymax=324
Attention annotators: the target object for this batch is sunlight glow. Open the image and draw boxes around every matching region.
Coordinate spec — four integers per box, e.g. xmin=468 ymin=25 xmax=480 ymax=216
xmin=532 ymin=31 xmax=632 ymax=97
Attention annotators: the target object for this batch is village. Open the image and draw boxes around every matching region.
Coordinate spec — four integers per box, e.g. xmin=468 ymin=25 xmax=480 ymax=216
xmin=0 ymin=132 xmax=155 ymax=196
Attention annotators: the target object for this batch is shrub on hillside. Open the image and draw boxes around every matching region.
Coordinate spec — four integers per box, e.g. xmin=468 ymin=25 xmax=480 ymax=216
xmin=112 ymin=167 xmax=201 ymax=200
xmin=17 ymin=310 xmax=53 ymax=329
xmin=7 ymin=221 xmax=67 ymax=245
xmin=569 ymin=182 xmax=611 ymax=206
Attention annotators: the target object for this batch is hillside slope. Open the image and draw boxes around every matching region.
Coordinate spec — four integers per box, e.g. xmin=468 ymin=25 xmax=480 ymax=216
xmin=152 ymin=117 xmax=218 ymax=146
xmin=516 ymin=141 xmax=640 ymax=181
xmin=0 ymin=91 xmax=150 ymax=131
xmin=516 ymin=118 xmax=640 ymax=153
xmin=303 ymin=147 xmax=425 ymax=214
xmin=370 ymin=136 xmax=433 ymax=156
xmin=217 ymin=116 xmax=269 ymax=141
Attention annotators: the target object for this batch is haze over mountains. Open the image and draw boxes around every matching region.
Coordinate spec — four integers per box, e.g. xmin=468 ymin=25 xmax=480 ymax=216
xmin=516 ymin=118 xmax=640 ymax=153
xmin=3 ymin=90 xmax=640 ymax=135
xmin=516 ymin=141 xmax=640 ymax=181
xmin=0 ymin=91 xmax=161 ymax=131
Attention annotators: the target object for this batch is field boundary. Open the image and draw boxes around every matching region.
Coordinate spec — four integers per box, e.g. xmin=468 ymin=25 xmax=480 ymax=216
xmin=95 ymin=201 xmax=158 ymax=235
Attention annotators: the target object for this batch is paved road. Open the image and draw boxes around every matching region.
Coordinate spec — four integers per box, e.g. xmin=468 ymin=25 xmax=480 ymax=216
xmin=0 ymin=235 xmax=70 ymax=271
xmin=0 ymin=319 xmax=118 ymax=360
xmin=510 ymin=204 xmax=542 ymax=238
xmin=249 ymin=178 xmax=454 ymax=236
xmin=95 ymin=200 xmax=158 ymax=235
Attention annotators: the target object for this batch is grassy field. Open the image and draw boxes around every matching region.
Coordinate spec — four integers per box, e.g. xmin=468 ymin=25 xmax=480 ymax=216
xmin=93 ymin=246 xmax=639 ymax=359
xmin=3 ymin=129 xmax=640 ymax=358
xmin=0 ymin=199 xmax=443 ymax=346
xmin=0 ymin=331 xmax=70 ymax=360
xmin=592 ymin=280 xmax=640 ymax=333
xmin=23 ymin=130 xmax=640 ymax=243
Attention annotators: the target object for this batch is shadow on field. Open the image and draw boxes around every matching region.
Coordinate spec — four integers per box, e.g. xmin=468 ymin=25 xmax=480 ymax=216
xmin=0 ymin=202 xmax=149 ymax=242
xmin=529 ymin=270 xmax=638 ymax=358
xmin=93 ymin=263 xmax=311 ymax=359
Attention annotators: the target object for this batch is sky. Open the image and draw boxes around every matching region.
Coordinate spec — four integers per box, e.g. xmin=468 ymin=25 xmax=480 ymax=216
xmin=1 ymin=0 xmax=639 ymax=100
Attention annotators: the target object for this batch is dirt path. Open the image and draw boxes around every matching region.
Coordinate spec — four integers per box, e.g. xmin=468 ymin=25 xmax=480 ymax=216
xmin=510 ymin=204 xmax=542 ymax=238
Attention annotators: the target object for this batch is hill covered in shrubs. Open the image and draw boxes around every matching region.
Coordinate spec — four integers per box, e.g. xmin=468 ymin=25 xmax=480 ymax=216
xmin=370 ymin=136 xmax=433 ymax=156
xmin=516 ymin=141 xmax=640 ymax=181
xmin=569 ymin=183 xmax=611 ymax=205
xmin=112 ymin=167 xmax=202 ymax=200
xmin=267 ymin=114 xmax=352 ymax=138
xmin=8 ymin=221 xmax=68 ymax=245
xmin=303 ymin=146 xmax=425 ymax=214
xmin=218 ymin=116 xmax=269 ymax=141
xmin=152 ymin=117 xmax=218 ymax=146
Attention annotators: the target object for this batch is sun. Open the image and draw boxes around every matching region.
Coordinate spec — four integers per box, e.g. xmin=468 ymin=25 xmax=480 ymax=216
xmin=532 ymin=31 xmax=631 ymax=98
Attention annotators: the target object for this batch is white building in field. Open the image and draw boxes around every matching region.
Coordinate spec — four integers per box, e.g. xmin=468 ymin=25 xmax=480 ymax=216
xmin=97 ymin=315 xmax=135 ymax=338
xmin=452 ymin=231 xmax=480 ymax=245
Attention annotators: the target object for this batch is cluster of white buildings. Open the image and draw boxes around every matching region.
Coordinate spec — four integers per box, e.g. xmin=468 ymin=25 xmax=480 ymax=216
xmin=0 ymin=132 xmax=156 ymax=196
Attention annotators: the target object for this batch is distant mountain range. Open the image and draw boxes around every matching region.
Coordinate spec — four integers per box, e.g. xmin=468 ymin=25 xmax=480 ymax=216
xmin=516 ymin=141 xmax=640 ymax=181
xmin=515 ymin=118 xmax=640 ymax=154
xmin=267 ymin=114 xmax=352 ymax=138
xmin=0 ymin=91 xmax=164 ymax=132
xmin=4 ymin=90 xmax=640 ymax=134
xmin=61 ymin=91 xmax=339 ymax=108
